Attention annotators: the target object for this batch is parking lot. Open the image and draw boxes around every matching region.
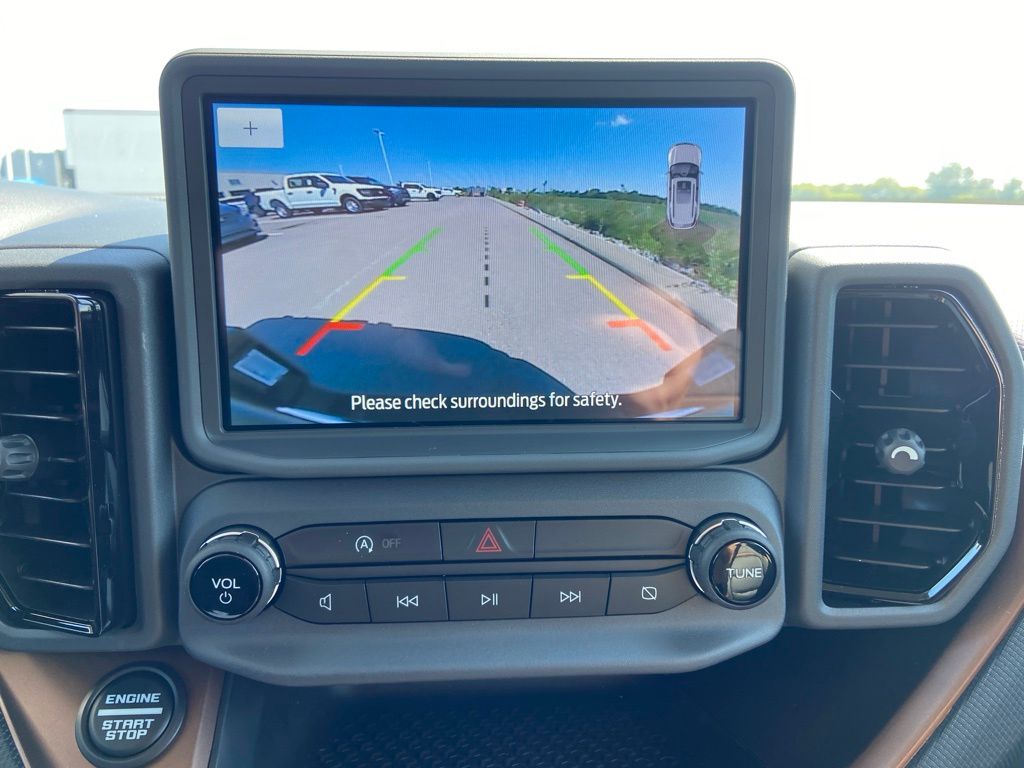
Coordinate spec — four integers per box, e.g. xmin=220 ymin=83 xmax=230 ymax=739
xmin=221 ymin=196 xmax=718 ymax=394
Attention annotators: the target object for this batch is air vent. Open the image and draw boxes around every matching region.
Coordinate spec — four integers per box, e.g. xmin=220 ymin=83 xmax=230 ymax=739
xmin=0 ymin=292 xmax=132 ymax=635
xmin=823 ymin=288 xmax=1000 ymax=605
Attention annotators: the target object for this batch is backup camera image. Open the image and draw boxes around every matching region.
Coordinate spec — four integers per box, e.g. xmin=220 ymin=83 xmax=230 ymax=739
xmin=211 ymin=102 xmax=748 ymax=427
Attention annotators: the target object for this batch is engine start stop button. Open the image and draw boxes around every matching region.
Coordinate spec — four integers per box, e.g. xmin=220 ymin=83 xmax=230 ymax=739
xmin=77 ymin=665 xmax=185 ymax=767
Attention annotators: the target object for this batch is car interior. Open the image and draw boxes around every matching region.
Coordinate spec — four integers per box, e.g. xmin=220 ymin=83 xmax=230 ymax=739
xmin=0 ymin=46 xmax=1022 ymax=768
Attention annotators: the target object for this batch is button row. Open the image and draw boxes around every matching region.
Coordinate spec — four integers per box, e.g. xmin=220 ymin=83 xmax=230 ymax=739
xmin=277 ymin=518 xmax=690 ymax=567
xmin=275 ymin=567 xmax=696 ymax=624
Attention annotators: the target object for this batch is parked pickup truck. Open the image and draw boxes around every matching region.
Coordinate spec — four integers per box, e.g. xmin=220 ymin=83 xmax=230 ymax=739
xmin=399 ymin=182 xmax=442 ymax=201
xmin=347 ymin=176 xmax=411 ymax=207
xmin=258 ymin=173 xmax=390 ymax=217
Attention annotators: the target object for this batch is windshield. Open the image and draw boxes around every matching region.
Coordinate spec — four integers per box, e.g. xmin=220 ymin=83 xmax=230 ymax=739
xmin=2 ymin=4 xmax=1022 ymax=336
xmin=322 ymin=174 xmax=352 ymax=184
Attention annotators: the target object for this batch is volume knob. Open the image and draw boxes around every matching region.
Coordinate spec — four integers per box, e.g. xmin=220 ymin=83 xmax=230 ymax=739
xmin=186 ymin=529 xmax=281 ymax=621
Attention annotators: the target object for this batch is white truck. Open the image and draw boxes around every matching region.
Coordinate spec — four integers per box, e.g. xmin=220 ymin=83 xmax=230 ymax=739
xmin=399 ymin=181 xmax=442 ymax=201
xmin=258 ymin=173 xmax=390 ymax=217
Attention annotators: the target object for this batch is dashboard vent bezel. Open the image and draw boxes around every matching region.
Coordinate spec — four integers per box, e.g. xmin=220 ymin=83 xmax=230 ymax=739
xmin=0 ymin=291 xmax=133 ymax=635
xmin=822 ymin=287 xmax=1002 ymax=606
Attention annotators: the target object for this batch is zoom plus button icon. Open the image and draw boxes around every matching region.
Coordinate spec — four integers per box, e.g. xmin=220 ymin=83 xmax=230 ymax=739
xmin=354 ymin=535 xmax=374 ymax=554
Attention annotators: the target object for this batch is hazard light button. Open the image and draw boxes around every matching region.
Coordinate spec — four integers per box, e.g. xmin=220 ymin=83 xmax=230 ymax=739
xmin=441 ymin=521 xmax=535 ymax=561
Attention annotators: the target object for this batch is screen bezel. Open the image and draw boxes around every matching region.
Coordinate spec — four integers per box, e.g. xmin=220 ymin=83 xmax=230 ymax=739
xmin=162 ymin=54 xmax=793 ymax=476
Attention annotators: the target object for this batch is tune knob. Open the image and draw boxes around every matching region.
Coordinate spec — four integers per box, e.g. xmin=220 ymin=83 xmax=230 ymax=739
xmin=186 ymin=529 xmax=281 ymax=621
xmin=688 ymin=517 xmax=777 ymax=608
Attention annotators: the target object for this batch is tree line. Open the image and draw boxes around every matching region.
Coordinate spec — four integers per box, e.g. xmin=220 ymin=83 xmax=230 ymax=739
xmin=793 ymin=163 xmax=1024 ymax=204
xmin=487 ymin=187 xmax=739 ymax=216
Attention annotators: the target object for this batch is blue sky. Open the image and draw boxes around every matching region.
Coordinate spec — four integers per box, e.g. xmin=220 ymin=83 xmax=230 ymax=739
xmin=213 ymin=102 xmax=748 ymax=211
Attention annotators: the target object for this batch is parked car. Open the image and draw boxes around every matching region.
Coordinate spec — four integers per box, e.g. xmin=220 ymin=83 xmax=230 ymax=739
xmin=439 ymin=187 xmax=456 ymax=197
xmin=347 ymin=176 xmax=411 ymax=207
xmin=399 ymin=181 xmax=441 ymax=201
xmin=667 ymin=143 xmax=701 ymax=229
xmin=218 ymin=202 xmax=264 ymax=246
xmin=258 ymin=173 xmax=390 ymax=217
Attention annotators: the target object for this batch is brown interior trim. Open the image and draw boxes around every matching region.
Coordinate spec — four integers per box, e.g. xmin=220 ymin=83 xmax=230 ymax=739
xmin=852 ymin=464 xmax=1024 ymax=768
xmin=0 ymin=688 xmax=30 ymax=766
xmin=0 ymin=647 xmax=222 ymax=768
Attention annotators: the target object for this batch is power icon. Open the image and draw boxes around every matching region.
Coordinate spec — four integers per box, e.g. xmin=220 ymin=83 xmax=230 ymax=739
xmin=189 ymin=552 xmax=265 ymax=620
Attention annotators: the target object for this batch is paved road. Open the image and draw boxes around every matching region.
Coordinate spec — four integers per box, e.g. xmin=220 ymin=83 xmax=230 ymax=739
xmin=222 ymin=197 xmax=717 ymax=394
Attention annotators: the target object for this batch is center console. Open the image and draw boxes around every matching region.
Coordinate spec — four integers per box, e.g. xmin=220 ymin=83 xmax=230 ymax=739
xmin=177 ymin=471 xmax=783 ymax=684
xmin=191 ymin=513 xmax=776 ymax=625
xmin=152 ymin=53 xmax=798 ymax=685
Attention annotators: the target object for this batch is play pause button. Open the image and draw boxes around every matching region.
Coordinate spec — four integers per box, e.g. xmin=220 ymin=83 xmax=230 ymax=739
xmin=531 ymin=575 xmax=610 ymax=618
xmin=445 ymin=577 xmax=532 ymax=621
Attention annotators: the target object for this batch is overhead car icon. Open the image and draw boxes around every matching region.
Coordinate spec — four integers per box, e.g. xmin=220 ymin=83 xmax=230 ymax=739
xmin=667 ymin=142 xmax=702 ymax=229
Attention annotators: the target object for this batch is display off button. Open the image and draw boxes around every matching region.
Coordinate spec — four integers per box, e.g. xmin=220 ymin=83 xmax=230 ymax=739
xmin=279 ymin=522 xmax=442 ymax=566
xmin=607 ymin=567 xmax=697 ymax=615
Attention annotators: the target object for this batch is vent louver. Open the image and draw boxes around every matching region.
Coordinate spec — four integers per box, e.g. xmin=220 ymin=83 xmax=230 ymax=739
xmin=0 ymin=292 xmax=132 ymax=635
xmin=824 ymin=289 xmax=1000 ymax=605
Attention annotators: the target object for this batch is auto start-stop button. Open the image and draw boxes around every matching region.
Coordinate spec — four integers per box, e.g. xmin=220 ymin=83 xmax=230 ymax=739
xmin=76 ymin=665 xmax=185 ymax=767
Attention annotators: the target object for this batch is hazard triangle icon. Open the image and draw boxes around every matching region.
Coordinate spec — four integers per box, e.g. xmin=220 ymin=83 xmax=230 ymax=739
xmin=475 ymin=527 xmax=503 ymax=554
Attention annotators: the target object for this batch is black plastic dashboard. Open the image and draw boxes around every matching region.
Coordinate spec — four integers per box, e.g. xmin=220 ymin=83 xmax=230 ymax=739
xmin=0 ymin=56 xmax=1022 ymax=709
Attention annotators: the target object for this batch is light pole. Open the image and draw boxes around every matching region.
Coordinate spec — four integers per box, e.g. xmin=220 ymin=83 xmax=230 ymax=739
xmin=373 ymin=129 xmax=394 ymax=185
xmin=427 ymin=161 xmax=434 ymax=187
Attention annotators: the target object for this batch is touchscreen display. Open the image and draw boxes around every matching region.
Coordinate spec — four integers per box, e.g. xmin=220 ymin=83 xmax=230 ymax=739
xmin=209 ymin=101 xmax=749 ymax=427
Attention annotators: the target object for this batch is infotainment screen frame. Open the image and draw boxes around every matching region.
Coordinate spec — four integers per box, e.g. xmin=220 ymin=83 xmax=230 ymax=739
xmin=161 ymin=52 xmax=793 ymax=477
